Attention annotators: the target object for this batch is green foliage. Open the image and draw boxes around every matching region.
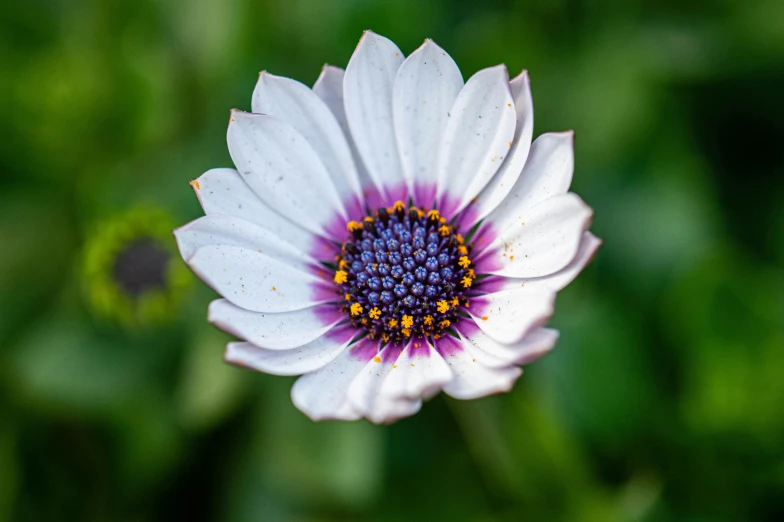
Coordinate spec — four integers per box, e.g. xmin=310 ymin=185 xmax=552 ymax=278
xmin=1 ymin=0 xmax=782 ymax=521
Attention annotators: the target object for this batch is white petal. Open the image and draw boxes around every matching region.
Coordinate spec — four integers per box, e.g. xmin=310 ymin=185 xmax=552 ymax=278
xmin=457 ymin=326 xmax=559 ymax=368
xmin=224 ymin=325 xmax=356 ymax=376
xmin=187 ymin=244 xmax=329 ymax=313
xmin=190 ymin=168 xmax=316 ymax=254
xmin=312 ymin=65 xmax=379 ymax=207
xmin=482 ymin=131 xmax=575 ymax=234
xmin=470 ymin=71 xmax=534 ymax=223
xmin=482 ymin=193 xmax=593 ymax=278
xmin=469 ymin=288 xmax=555 ymax=345
xmin=434 ymin=336 xmax=522 ymax=400
xmin=484 ymin=232 xmax=602 ymax=293
xmin=227 ymin=111 xmax=347 ymax=238
xmin=291 ymin=337 xmax=380 ymax=421
xmin=436 ymin=65 xmax=516 ymax=218
xmin=174 ymin=214 xmax=316 ymax=273
xmin=208 ymin=299 xmax=343 ymax=350
xmin=344 ymin=31 xmax=406 ymax=200
xmin=393 ymin=39 xmax=463 ymax=206
xmin=252 ymin=72 xmax=364 ymax=213
xmin=380 ymin=337 xmax=453 ymax=401
xmin=347 ymin=343 xmax=423 ymax=424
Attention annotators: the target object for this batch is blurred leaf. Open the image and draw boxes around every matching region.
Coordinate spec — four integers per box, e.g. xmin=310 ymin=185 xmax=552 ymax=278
xmin=8 ymin=317 xmax=163 ymax=418
xmin=176 ymin=325 xmax=251 ymax=432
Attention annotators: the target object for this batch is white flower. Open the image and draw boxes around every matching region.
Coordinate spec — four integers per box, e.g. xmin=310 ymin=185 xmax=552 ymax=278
xmin=175 ymin=31 xmax=600 ymax=424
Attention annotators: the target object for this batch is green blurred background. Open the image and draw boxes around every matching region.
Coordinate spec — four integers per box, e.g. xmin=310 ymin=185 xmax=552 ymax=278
xmin=1 ymin=0 xmax=783 ymax=520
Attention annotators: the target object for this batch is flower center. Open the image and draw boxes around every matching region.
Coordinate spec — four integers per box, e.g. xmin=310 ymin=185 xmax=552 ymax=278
xmin=334 ymin=202 xmax=475 ymax=344
xmin=113 ymin=237 xmax=170 ymax=296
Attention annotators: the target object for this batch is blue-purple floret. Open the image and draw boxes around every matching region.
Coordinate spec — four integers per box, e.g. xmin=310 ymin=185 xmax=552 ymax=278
xmin=335 ymin=205 xmax=474 ymax=344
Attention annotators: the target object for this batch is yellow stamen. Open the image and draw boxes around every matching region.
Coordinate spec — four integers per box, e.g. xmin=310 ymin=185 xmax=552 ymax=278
xmin=363 ymin=216 xmax=375 ymax=222
xmin=423 ymin=315 xmax=433 ymax=326
xmin=438 ymin=224 xmax=450 ymax=236
xmin=439 ymin=319 xmax=451 ymax=329
xmin=344 ymin=293 xmax=352 ymax=301
xmin=388 ymin=318 xmax=399 ymax=329
xmin=436 ymin=300 xmax=449 ymax=314
xmin=334 ymin=270 xmax=348 ymax=284
xmin=456 ymin=233 xmax=464 ymax=244
xmin=451 ymin=297 xmax=460 ymax=307
xmin=369 ymin=307 xmax=381 ymax=319
xmin=458 ymin=256 xmax=471 ymax=268
xmin=391 ymin=201 xmax=405 ymax=212
xmin=457 ymin=245 xmax=468 ymax=255
xmin=347 ymin=220 xmax=363 ymax=232
xmin=461 ymin=276 xmax=473 ymax=288
xmin=381 ymin=333 xmax=390 ymax=342
xmin=427 ymin=209 xmax=440 ymax=220
xmin=338 ymin=259 xmax=349 ymax=270
xmin=401 ymin=315 xmax=414 ymax=328
xmin=350 ymin=303 xmax=363 ymax=316
xmin=402 ymin=327 xmax=411 ymax=337
xmin=467 ymin=268 xmax=475 ymax=278
xmin=361 ymin=318 xmax=367 ymax=324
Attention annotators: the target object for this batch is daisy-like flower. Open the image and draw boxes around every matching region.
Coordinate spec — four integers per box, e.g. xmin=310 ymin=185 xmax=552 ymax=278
xmin=175 ymin=31 xmax=600 ymax=423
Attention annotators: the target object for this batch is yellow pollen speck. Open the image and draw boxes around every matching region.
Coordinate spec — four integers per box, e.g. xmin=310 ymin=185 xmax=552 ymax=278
xmin=458 ymin=256 xmax=471 ymax=268
xmin=401 ymin=315 xmax=414 ymax=328
xmin=438 ymin=225 xmax=450 ymax=236
xmin=339 ymin=259 xmax=349 ymax=270
xmin=388 ymin=318 xmax=399 ymax=328
xmin=272 ymin=286 xmax=276 ymax=291
xmin=363 ymin=216 xmax=375 ymax=222
xmin=467 ymin=268 xmax=475 ymax=278
xmin=481 ymin=316 xmax=488 ymax=321
xmin=369 ymin=307 xmax=381 ymax=319
xmin=458 ymin=245 xmax=468 ymax=255
xmin=190 ymin=180 xmax=200 ymax=190
xmin=350 ymin=303 xmax=363 ymax=316
xmin=402 ymin=327 xmax=411 ymax=337
xmin=334 ymin=270 xmax=348 ymax=284
xmin=510 ymin=255 xmax=514 ymax=260
xmin=344 ymin=293 xmax=352 ymax=301
xmin=451 ymin=297 xmax=460 ymax=307
xmin=373 ymin=356 xmax=381 ymax=363
xmin=507 ymin=103 xmax=512 ymax=107
xmin=436 ymin=300 xmax=449 ymax=313
xmin=461 ymin=276 xmax=473 ymax=288
xmin=440 ymin=319 xmax=451 ymax=328
xmin=361 ymin=318 xmax=368 ymax=324
xmin=433 ymin=334 xmax=441 ymax=340
xmin=381 ymin=333 xmax=390 ymax=342
xmin=347 ymin=220 xmax=362 ymax=232
xmin=423 ymin=315 xmax=433 ymax=326
xmin=464 ymin=300 xmax=470 ymax=308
